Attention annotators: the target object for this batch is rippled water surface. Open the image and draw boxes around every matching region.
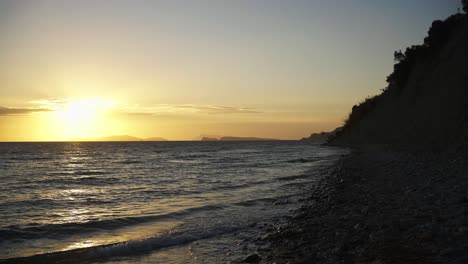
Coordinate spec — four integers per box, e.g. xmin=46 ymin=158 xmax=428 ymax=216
xmin=0 ymin=141 xmax=346 ymax=263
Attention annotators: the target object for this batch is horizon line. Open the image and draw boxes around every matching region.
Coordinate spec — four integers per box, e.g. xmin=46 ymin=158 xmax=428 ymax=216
xmin=0 ymin=139 xmax=296 ymax=143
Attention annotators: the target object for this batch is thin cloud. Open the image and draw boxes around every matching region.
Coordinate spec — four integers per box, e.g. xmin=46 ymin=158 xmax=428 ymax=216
xmin=30 ymin=99 xmax=68 ymax=110
xmin=118 ymin=104 xmax=261 ymax=116
xmin=172 ymin=105 xmax=261 ymax=114
xmin=0 ymin=106 xmax=52 ymax=116
xmin=6 ymin=99 xmax=261 ymax=117
xmin=120 ymin=112 xmax=155 ymax=116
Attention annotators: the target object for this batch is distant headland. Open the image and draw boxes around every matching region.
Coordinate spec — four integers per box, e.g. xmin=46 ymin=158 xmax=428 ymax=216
xmin=71 ymin=135 xmax=167 ymax=142
xmin=69 ymin=135 xmax=281 ymax=142
xmin=201 ymin=136 xmax=280 ymax=141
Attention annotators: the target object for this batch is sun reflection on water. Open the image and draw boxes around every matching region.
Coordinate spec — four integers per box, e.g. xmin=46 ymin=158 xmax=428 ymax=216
xmin=55 ymin=208 xmax=91 ymax=224
xmin=61 ymin=240 xmax=99 ymax=251
xmin=58 ymin=220 xmax=182 ymax=253
xmin=60 ymin=188 xmax=89 ymax=201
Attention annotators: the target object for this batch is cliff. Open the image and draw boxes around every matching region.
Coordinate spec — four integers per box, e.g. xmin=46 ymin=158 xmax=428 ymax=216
xmin=301 ymin=127 xmax=343 ymax=143
xmin=331 ymin=14 xmax=468 ymax=150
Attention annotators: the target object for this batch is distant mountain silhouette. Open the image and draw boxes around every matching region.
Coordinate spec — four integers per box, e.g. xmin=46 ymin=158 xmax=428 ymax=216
xmin=220 ymin=136 xmax=279 ymax=141
xmin=144 ymin=137 xmax=168 ymax=141
xmin=200 ymin=136 xmax=280 ymax=141
xmin=72 ymin=135 xmax=167 ymax=142
xmin=195 ymin=134 xmax=223 ymax=141
xmin=98 ymin=135 xmax=142 ymax=141
xmin=201 ymin=137 xmax=219 ymax=141
xmin=329 ymin=12 xmax=468 ymax=150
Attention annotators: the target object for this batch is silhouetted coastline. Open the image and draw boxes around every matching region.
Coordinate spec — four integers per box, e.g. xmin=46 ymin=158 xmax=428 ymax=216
xmin=247 ymin=6 xmax=468 ymax=264
xmin=201 ymin=136 xmax=280 ymax=142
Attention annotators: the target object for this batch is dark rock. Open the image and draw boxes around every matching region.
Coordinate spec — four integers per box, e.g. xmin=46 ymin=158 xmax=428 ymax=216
xmin=457 ymin=226 xmax=468 ymax=233
xmin=244 ymin=253 xmax=262 ymax=263
xmin=360 ymin=206 xmax=369 ymax=214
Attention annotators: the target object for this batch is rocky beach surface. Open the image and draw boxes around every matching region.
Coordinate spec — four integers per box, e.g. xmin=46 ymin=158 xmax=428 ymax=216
xmin=242 ymin=146 xmax=468 ymax=264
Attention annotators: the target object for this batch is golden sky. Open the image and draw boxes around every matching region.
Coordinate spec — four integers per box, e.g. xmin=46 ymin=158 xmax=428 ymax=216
xmin=0 ymin=1 xmax=459 ymax=141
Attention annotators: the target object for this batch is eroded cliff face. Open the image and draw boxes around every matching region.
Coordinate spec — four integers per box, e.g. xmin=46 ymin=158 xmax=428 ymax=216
xmin=332 ymin=17 xmax=468 ymax=150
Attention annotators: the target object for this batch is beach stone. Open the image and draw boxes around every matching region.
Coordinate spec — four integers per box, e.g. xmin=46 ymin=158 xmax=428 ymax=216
xmin=440 ymin=247 xmax=455 ymax=257
xmin=244 ymin=253 xmax=262 ymax=263
xmin=461 ymin=191 xmax=468 ymax=203
xmin=457 ymin=226 xmax=468 ymax=233
xmin=360 ymin=206 xmax=369 ymax=214
xmin=256 ymin=147 xmax=468 ymax=264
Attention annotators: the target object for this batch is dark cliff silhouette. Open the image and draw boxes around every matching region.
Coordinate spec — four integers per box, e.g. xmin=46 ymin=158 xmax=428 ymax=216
xmin=301 ymin=127 xmax=343 ymax=143
xmin=330 ymin=6 xmax=468 ymax=150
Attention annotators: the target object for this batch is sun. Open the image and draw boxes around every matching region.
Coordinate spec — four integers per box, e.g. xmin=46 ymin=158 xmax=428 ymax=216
xmin=55 ymin=98 xmax=113 ymax=139
xmin=61 ymin=101 xmax=97 ymax=122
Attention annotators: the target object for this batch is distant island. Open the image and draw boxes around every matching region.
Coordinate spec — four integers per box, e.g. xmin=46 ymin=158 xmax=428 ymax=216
xmin=71 ymin=135 xmax=280 ymax=142
xmin=201 ymin=136 xmax=280 ymax=141
xmin=72 ymin=135 xmax=167 ymax=142
xmin=200 ymin=137 xmax=219 ymax=141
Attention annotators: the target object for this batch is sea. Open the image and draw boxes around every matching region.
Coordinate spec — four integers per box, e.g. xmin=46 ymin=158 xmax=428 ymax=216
xmin=0 ymin=141 xmax=347 ymax=263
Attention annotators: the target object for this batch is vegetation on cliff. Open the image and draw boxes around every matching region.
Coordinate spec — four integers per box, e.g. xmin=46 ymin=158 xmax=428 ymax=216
xmin=333 ymin=1 xmax=468 ymax=146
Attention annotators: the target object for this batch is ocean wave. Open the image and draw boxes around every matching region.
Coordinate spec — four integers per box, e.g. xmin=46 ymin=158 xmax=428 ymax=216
xmin=0 ymin=224 xmax=243 ymax=264
xmin=233 ymin=197 xmax=277 ymax=207
xmin=6 ymin=156 xmax=52 ymax=161
xmin=33 ymin=175 xmax=121 ymax=185
xmin=0 ymin=204 xmax=226 ymax=242
xmin=113 ymin=160 xmax=143 ymax=164
xmin=178 ymin=153 xmax=212 ymax=159
xmin=71 ymin=170 xmax=108 ymax=176
xmin=211 ymin=179 xmax=273 ymax=192
xmin=0 ymin=199 xmax=58 ymax=209
xmin=285 ymin=157 xmax=323 ymax=163
xmin=276 ymin=173 xmax=311 ymax=181
xmin=166 ymin=159 xmax=206 ymax=164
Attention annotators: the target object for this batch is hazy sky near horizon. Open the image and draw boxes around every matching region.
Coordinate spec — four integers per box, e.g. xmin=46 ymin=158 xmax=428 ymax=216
xmin=0 ymin=0 xmax=461 ymax=141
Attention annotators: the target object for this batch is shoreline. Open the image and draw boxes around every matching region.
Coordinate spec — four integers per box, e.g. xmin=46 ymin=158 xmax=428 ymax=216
xmin=249 ymin=146 xmax=468 ymax=263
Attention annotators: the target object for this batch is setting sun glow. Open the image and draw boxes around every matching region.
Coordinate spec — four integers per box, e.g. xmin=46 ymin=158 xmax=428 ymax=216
xmin=54 ymin=98 xmax=114 ymax=140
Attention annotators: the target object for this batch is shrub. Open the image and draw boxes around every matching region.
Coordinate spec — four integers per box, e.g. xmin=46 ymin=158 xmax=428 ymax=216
xmin=343 ymin=95 xmax=379 ymax=129
xmin=386 ymin=14 xmax=463 ymax=90
xmin=338 ymin=10 xmax=465 ymax=135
